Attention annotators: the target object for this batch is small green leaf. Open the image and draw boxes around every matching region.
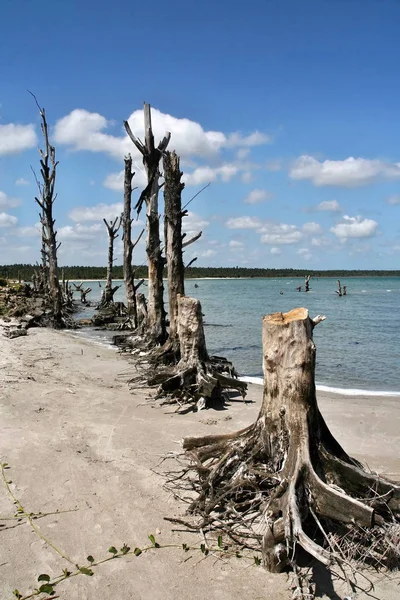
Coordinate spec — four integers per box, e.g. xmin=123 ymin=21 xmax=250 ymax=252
xmin=38 ymin=583 xmax=55 ymax=594
xmin=79 ymin=567 xmax=94 ymax=576
xmin=134 ymin=547 xmax=142 ymax=556
xmin=87 ymin=555 xmax=94 ymax=563
xmin=217 ymin=535 xmax=223 ymax=549
xmin=108 ymin=546 xmax=118 ymax=555
xmin=13 ymin=590 xmax=22 ymax=599
xmin=200 ymin=543 xmax=209 ymax=556
xmin=120 ymin=544 xmax=130 ymax=555
xmin=254 ymin=556 xmax=261 ymax=566
xmin=2 ymin=462 xmax=8 ymax=467
xmin=148 ymin=534 xmax=156 ymax=546
xmin=38 ymin=574 xmax=51 ymax=582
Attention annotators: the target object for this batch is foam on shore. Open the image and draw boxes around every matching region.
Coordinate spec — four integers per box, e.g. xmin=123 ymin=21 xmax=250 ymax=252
xmin=239 ymin=376 xmax=400 ymax=397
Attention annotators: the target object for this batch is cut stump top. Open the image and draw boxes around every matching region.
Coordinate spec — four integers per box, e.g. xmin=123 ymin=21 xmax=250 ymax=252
xmin=263 ymin=307 xmax=309 ymax=325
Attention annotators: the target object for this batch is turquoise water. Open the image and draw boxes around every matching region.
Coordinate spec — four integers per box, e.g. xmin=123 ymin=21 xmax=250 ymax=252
xmin=72 ymin=277 xmax=400 ymax=395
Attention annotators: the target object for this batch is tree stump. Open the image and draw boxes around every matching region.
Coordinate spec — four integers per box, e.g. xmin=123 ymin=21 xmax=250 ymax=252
xmin=177 ymin=308 xmax=400 ymax=586
xmin=151 ymin=296 xmax=247 ymax=410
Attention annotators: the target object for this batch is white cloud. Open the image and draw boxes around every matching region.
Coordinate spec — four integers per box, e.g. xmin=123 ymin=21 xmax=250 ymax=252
xmin=298 ymin=248 xmax=312 ymax=260
xmin=270 ymin=247 xmax=281 ymax=255
xmin=290 ymin=155 xmax=400 ymax=187
xmin=0 ymin=123 xmax=37 ymax=155
xmin=259 ymin=223 xmax=303 ymax=245
xmin=317 ymin=200 xmax=342 ymax=211
xmin=241 ymin=171 xmax=253 ymax=183
xmin=182 ymin=211 xmax=210 ymax=236
xmin=330 ymin=215 xmax=378 ymax=240
xmin=236 ymin=148 xmax=250 ymax=160
xmin=198 ymin=249 xmax=217 ymax=258
xmin=244 ymin=189 xmax=272 ymax=204
xmin=229 ymin=240 xmax=244 ymax=248
xmin=0 ymin=191 xmax=21 ymax=209
xmin=54 ymin=107 xmax=270 ymax=162
xmin=15 ymin=223 xmax=41 ymax=237
xmin=183 ymin=164 xmax=238 ymax=186
xmin=69 ymin=203 xmax=125 ymax=222
xmin=0 ymin=212 xmax=18 ymax=227
xmin=58 ymin=223 xmax=104 ymax=242
xmin=15 ymin=178 xmax=30 ymax=186
xmin=103 ymin=167 xmax=147 ymax=191
xmin=387 ymin=195 xmax=400 ymax=205
xmin=226 ymin=216 xmax=263 ymax=229
xmin=302 ymin=221 xmax=322 ymax=234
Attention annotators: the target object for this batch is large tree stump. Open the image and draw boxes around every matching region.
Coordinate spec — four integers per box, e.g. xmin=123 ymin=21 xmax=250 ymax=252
xmin=177 ymin=308 xmax=400 ymax=591
xmin=151 ymin=296 xmax=247 ymax=410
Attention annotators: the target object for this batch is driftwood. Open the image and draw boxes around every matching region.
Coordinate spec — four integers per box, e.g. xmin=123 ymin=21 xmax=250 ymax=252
xmin=305 ymin=275 xmax=311 ymax=292
xmin=336 ymin=280 xmax=342 ymax=297
xmin=73 ymin=283 xmax=92 ymax=304
xmin=167 ymin=308 xmax=400 ymax=596
xmin=149 ymin=296 xmax=247 ymax=411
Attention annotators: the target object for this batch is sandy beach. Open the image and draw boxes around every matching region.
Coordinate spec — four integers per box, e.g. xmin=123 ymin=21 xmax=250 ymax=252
xmin=1 ymin=328 xmax=399 ymax=599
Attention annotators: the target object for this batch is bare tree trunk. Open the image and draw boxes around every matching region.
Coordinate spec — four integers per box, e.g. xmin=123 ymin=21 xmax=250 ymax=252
xmin=102 ymin=217 xmax=121 ymax=305
xmin=124 ymin=103 xmax=171 ymax=344
xmin=305 ymin=274 xmax=311 ymax=292
xmin=336 ymin=279 xmax=342 ymax=296
xmin=179 ymin=308 xmax=400 ymax=586
xmin=163 ymin=151 xmax=185 ymax=346
xmin=122 ymin=155 xmax=136 ymax=319
xmin=32 ymin=95 xmax=63 ymax=327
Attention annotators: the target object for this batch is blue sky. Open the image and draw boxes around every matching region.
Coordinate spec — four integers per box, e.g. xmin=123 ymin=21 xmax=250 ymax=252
xmin=1 ymin=0 xmax=400 ymax=268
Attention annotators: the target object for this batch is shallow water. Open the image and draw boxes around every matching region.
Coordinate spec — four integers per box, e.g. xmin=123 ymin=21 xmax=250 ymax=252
xmin=71 ymin=276 xmax=400 ymax=394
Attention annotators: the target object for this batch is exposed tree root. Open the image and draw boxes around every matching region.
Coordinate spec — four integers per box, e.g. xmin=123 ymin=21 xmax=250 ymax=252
xmin=163 ymin=308 xmax=400 ymax=598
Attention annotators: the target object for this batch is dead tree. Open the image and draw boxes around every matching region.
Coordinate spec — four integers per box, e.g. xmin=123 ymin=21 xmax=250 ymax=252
xmin=73 ymin=282 xmax=92 ymax=304
xmin=124 ymin=103 xmax=171 ymax=344
xmin=101 ymin=216 xmax=122 ymax=305
xmin=163 ymin=151 xmax=185 ymax=353
xmin=336 ymin=279 xmax=342 ymax=297
xmin=343 ymin=285 xmax=347 ymax=296
xmin=122 ymin=154 xmax=145 ymax=327
xmin=305 ymin=275 xmax=311 ymax=292
xmin=31 ymin=94 xmax=63 ymax=327
xmin=148 ymin=295 xmax=247 ymax=411
xmin=174 ymin=308 xmax=400 ymax=592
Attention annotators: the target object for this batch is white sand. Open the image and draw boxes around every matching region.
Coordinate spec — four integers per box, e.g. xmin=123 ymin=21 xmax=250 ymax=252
xmin=0 ymin=328 xmax=399 ymax=599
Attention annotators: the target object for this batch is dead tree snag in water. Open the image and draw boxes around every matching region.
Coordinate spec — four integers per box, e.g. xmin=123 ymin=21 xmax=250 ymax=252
xmin=31 ymin=94 xmax=63 ymax=327
xmin=101 ymin=216 xmax=121 ymax=305
xmin=173 ymin=308 xmax=400 ymax=592
xmin=305 ymin=274 xmax=311 ymax=292
xmin=336 ymin=279 xmax=342 ymax=296
xmin=124 ymin=103 xmax=171 ymax=344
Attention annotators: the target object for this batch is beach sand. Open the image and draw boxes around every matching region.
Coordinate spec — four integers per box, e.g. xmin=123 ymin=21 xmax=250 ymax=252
xmin=0 ymin=328 xmax=399 ymax=599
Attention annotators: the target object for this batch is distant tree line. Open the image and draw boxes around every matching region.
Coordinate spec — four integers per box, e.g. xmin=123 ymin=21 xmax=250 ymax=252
xmin=2 ymin=264 xmax=400 ymax=281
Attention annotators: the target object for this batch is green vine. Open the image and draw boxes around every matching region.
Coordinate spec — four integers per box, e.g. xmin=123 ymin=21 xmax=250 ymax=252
xmin=1 ymin=462 xmax=260 ymax=599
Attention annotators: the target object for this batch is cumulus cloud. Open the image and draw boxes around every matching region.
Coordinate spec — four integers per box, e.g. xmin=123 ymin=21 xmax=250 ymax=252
xmin=387 ymin=195 xmax=400 ymax=205
xmin=15 ymin=223 xmax=41 ymax=237
xmin=0 ymin=212 xmax=18 ymax=227
xmin=297 ymin=248 xmax=312 ymax=260
xmin=226 ymin=216 xmax=263 ymax=229
xmin=0 ymin=123 xmax=37 ymax=155
xmin=243 ymin=189 xmax=272 ymax=204
xmin=259 ymin=223 xmax=303 ymax=245
xmin=0 ymin=191 xmax=21 ymax=209
xmin=103 ymin=167 xmax=147 ymax=191
xmin=330 ymin=215 xmax=378 ymax=240
xmin=54 ymin=107 xmax=270 ymax=162
xmin=182 ymin=212 xmax=210 ymax=236
xmin=69 ymin=203 xmax=125 ymax=222
xmin=290 ymin=155 xmax=400 ymax=187
xmin=58 ymin=223 xmax=103 ymax=242
xmin=15 ymin=178 xmax=30 ymax=186
xmin=302 ymin=222 xmax=323 ymax=234
xmin=270 ymin=247 xmax=281 ymax=255
xmin=229 ymin=240 xmax=244 ymax=248
xmin=183 ymin=164 xmax=238 ymax=186
xmin=317 ymin=200 xmax=342 ymax=211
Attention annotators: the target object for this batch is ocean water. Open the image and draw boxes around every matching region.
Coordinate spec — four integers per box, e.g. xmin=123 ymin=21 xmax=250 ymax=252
xmin=71 ymin=277 xmax=400 ymax=395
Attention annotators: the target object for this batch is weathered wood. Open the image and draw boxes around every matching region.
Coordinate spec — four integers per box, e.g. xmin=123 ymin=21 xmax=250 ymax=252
xmin=163 ymin=151 xmax=185 ymax=345
xmin=336 ymin=279 xmax=342 ymax=296
xmin=176 ymin=307 xmax=400 ymax=583
xmin=124 ymin=103 xmax=170 ymax=344
xmin=305 ymin=274 xmax=311 ymax=292
xmin=31 ymin=94 xmax=63 ymax=327
xmin=102 ymin=216 xmax=121 ymax=305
